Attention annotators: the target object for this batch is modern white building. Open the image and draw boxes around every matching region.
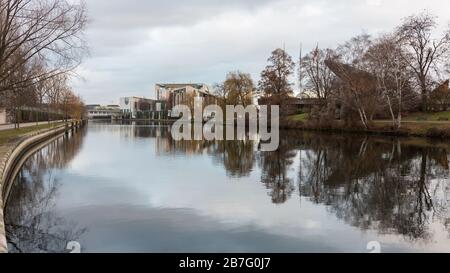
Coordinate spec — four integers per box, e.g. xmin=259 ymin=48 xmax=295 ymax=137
xmin=155 ymin=83 xmax=216 ymax=115
xmin=155 ymin=83 xmax=214 ymax=103
xmin=86 ymin=105 xmax=122 ymax=119
xmin=119 ymin=97 xmax=165 ymax=119
xmin=119 ymin=97 xmax=145 ymax=118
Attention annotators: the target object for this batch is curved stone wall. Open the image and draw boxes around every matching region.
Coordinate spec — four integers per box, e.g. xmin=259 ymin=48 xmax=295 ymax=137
xmin=0 ymin=121 xmax=83 ymax=253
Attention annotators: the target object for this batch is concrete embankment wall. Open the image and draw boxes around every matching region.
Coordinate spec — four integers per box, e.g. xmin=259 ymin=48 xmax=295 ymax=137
xmin=0 ymin=121 xmax=84 ymax=253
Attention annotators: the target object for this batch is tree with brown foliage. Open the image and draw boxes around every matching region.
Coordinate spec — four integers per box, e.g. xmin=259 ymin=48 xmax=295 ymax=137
xmin=222 ymin=71 xmax=254 ymax=107
xmin=258 ymin=48 xmax=296 ymax=116
xmin=258 ymin=48 xmax=295 ymax=98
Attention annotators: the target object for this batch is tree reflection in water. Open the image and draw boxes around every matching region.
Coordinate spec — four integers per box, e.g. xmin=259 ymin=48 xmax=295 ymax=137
xmin=258 ymin=137 xmax=297 ymax=204
xmin=296 ymin=132 xmax=450 ymax=242
xmin=5 ymin=130 xmax=87 ymax=253
xmin=5 ymin=122 xmax=450 ymax=250
xmin=156 ymin=126 xmax=450 ymax=242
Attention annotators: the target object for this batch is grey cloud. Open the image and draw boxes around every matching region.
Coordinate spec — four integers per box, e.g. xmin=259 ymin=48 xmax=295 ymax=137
xmin=85 ymin=0 xmax=278 ymax=53
xmin=88 ymin=0 xmax=278 ymax=29
xmin=73 ymin=0 xmax=450 ymax=104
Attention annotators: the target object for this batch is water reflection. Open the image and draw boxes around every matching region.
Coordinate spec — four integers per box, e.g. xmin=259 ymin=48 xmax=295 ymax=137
xmin=4 ymin=121 xmax=450 ymax=252
xmin=296 ymin=133 xmax=450 ymax=242
xmin=258 ymin=137 xmax=297 ymax=204
xmin=153 ymin=126 xmax=450 ymax=244
xmin=5 ymin=130 xmax=87 ymax=253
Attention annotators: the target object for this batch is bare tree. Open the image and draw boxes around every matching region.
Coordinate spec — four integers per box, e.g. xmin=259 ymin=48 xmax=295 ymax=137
xmin=45 ymin=74 xmax=66 ymax=123
xmin=300 ymin=46 xmax=336 ymax=99
xmin=0 ymin=0 xmax=88 ymax=94
xmin=326 ymin=59 xmax=380 ymax=129
xmin=31 ymin=62 xmax=48 ymax=124
xmin=297 ymin=43 xmax=304 ymax=95
xmin=1 ymin=50 xmax=37 ymax=127
xmin=59 ymin=87 xmax=71 ymax=122
xmin=326 ymin=34 xmax=380 ymax=129
xmin=366 ymin=35 xmax=412 ymax=129
xmin=336 ymin=33 xmax=372 ymax=69
xmin=213 ymin=82 xmax=228 ymax=103
xmin=397 ymin=12 xmax=450 ymax=111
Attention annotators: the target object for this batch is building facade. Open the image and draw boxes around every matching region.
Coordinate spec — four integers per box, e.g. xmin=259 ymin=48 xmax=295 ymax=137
xmin=155 ymin=83 xmax=217 ymax=117
xmin=119 ymin=97 xmax=167 ymax=119
xmin=87 ymin=105 xmax=122 ymax=119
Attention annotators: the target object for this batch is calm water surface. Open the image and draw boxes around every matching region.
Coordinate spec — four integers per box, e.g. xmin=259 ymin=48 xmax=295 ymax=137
xmin=4 ymin=121 xmax=450 ymax=252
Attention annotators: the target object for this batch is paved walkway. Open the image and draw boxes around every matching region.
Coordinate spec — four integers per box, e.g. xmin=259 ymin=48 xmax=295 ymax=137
xmin=0 ymin=121 xmax=61 ymax=131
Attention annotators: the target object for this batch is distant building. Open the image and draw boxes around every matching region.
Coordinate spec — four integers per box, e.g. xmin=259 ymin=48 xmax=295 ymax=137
xmin=155 ymin=83 xmax=217 ymax=111
xmin=295 ymin=98 xmax=327 ymax=113
xmin=106 ymin=105 xmax=120 ymax=109
xmin=87 ymin=104 xmax=122 ymax=119
xmin=119 ymin=97 xmax=167 ymax=119
xmin=86 ymin=104 xmax=101 ymax=111
xmin=430 ymin=80 xmax=450 ymax=112
xmin=156 ymin=83 xmax=209 ymax=101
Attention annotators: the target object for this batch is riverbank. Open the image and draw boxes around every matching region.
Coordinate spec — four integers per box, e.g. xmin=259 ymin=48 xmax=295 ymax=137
xmin=281 ymin=118 xmax=450 ymax=139
xmin=95 ymin=116 xmax=450 ymax=139
xmin=91 ymin=118 xmax=175 ymax=123
xmin=0 ymin=121 xmax=84 ymax=253
xmin=0 ymin=121 xmax=63 ymax=132
xmin=0 ymin=122 xmax=66 ymax=145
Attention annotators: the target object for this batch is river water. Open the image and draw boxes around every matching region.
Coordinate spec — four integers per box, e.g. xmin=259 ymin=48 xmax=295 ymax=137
xmin=4 ymin=121 xmax=450 ymax=252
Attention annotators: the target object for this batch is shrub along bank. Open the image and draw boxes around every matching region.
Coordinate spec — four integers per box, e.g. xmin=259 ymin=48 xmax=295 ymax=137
xmin=281 ymin=117 xmax=450 ymax=139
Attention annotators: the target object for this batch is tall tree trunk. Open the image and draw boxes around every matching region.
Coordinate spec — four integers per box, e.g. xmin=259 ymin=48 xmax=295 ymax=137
xmin=397 ymin=90 xmax=402 ymax=129
xmin=15 ymin=107 xmax=20 ymax=129
xmin=421 ymin=83 xmax=428 ymax=112
xmin=47 ymin=104 xmax=51 ymax=124
xmin=396 ymin=115 xmax=401 ymax=129
xmin=386 ymin=95 xmax=396 ymax=128
xmin=358 ymin=108 xmax=369 ymax=129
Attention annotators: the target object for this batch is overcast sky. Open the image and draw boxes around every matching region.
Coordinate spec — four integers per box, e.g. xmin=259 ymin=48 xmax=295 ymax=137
xmin=72 ymin=0 xmax=450 ymax=105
